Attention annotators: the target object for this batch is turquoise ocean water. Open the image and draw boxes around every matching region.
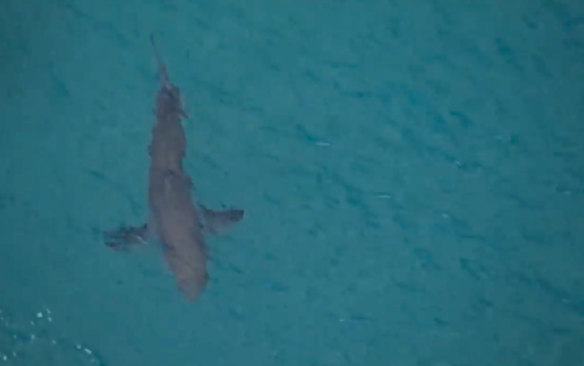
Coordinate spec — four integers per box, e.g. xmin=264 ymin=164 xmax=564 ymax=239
xmin=1 ymin=1 xmax=583 ymax=365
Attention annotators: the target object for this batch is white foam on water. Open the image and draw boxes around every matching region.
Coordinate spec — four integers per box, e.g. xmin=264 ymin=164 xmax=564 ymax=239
xmin=0 ymin=305 xmax=106 ymax=365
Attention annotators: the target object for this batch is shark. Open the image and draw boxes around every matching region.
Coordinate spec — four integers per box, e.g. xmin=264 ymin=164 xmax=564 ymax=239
xmin=104 ymin=35 xmax=244 ymax=301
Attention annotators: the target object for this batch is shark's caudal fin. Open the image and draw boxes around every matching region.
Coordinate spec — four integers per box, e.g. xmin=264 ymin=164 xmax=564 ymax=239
xmin=149 ymin=33 xmax=189 ymax=119
xmin=149 ymin=33 xmax=171 ymax=89
xmin=199 ymin=205 xmax=244 ymax=235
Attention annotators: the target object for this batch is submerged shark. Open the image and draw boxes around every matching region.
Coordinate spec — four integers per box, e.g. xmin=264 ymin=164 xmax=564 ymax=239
xmin=104 ymin=35 xmax=244 ymax=301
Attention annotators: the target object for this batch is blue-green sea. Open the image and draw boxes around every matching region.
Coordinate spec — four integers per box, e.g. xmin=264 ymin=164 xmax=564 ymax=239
xmin=1 ymin=1 xmax=583 ymax=365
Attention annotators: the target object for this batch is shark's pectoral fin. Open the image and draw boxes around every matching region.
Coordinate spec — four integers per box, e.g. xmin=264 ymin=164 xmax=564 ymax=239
xmin=199 ymin=205 xmax=244 ymax=235
xmin=104 ymin=223 xmax=149 ymax=251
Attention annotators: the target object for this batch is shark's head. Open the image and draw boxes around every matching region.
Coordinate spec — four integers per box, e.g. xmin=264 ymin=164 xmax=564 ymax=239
xmin=179 ymin=270 xmax=209 ymax=301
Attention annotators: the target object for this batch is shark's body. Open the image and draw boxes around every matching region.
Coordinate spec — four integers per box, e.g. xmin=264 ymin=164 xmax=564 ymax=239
xmin=105 ymin=35 xmax=243 ymax=301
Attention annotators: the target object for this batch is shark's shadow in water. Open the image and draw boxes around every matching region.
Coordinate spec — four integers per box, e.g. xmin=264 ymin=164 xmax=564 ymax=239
xmin=104 ymin=35 xmax=244 ymax=301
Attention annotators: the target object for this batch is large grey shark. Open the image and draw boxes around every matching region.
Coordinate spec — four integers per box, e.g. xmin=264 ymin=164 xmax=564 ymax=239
xmin=104 ymin=35 xmax=244 ymax=301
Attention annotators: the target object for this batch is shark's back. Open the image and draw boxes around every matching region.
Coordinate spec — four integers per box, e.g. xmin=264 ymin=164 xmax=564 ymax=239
xmin=150 ymin=169 xmax=207 ymax=300
xmin=146 ymin=35 xmax=243 ymax=301
xmin=104 ymin=35 xmax=243 ymax=302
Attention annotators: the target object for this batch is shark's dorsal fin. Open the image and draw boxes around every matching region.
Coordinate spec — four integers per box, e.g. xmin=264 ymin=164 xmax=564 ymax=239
xmin=199 ymin=205 xmax=244 ymax=235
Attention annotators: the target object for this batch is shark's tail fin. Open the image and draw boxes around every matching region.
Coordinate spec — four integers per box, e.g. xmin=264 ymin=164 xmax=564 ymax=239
xmin=149 ymin=34 xmax=171 ymax=89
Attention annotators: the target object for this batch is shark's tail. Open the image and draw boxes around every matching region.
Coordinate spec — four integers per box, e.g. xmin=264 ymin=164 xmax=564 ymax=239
xmin=149 ymin=34 xmax=171 ymax=89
